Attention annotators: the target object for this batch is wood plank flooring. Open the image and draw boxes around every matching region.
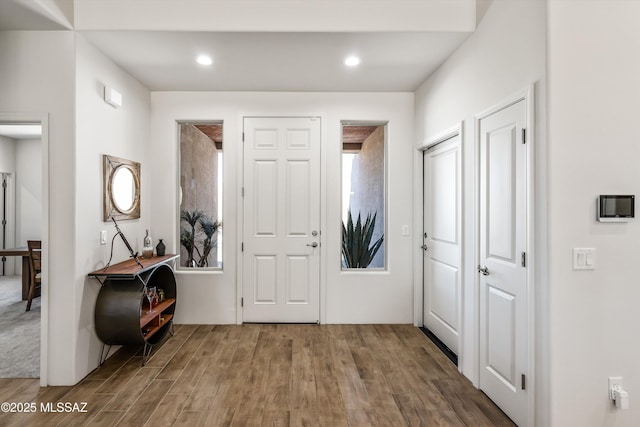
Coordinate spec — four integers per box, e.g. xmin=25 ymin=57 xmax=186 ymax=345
xmin=0 ymin=324 xmax=515 ymax=426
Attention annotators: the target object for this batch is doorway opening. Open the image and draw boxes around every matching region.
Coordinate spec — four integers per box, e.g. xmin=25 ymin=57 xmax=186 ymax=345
xmin=0 ymin=121 xmax=44 ymax=380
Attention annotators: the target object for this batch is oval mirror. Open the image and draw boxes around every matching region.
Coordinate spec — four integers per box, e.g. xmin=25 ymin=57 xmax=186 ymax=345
xmin=112 ymin=166 xmax=136 ymax=212
xmin=103 ymin=155 xmax=141 ymax=221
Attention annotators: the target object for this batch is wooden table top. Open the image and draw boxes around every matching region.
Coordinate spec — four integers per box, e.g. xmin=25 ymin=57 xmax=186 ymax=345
xmin=88 ymin=254 xmax=179 ymax=278
xmin=0 ymin=246 xmax=29 ymax=256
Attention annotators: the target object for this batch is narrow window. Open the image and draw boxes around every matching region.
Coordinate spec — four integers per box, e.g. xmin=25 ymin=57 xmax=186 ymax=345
xmin=178 ymin=122 xmax=223 ymax=269
xmin=341 ymin=123 xmax=386 ymax=269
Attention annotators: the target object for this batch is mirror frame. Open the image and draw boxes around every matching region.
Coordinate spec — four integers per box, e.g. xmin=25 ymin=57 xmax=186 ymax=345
xmin=103 ymin=154 xmax=141 ymax=221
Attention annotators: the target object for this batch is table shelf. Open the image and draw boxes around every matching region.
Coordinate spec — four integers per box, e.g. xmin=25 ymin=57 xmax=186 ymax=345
xmin=142 ymin=314 xmax=174 ymax=341
xmin=140 ymin=298 xmax=176 ymax=328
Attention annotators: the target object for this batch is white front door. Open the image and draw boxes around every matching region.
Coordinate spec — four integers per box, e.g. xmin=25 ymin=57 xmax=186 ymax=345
xmin=422 ymin=134 xmax=461 ymax=355
xmin=478 ymin=99 xmax=528 ymax=426
xmin=242 ymin=116 xmax=321 ymax=323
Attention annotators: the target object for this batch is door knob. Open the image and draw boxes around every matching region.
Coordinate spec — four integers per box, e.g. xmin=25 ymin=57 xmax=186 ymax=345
xmin=306 ymin=242 xmax=318 ymax=248
xmin=421 ymin=244 xmax=428 ymax=251
xmin=477 ymin=265 xmax=490 ymax=276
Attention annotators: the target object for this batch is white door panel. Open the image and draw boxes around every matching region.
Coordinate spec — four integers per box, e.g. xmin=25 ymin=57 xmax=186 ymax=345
xmin=479 ymin=99 xmax=528 ymax=426
xmin=429 ymin=261 xmax=458 ymax=331
xmin=243 ymin=117 xmax=320 ymax=323
xmin=253 ymin=160 xmax=278 ymax=235
xmin=486 ymin=285 xmax=517 ymax=389
xmin=423 ymin=135 xmax=461 ymax=354
xmin=286 ymin=160 xmax=311 ymax=235
xmin=487 ymin=124 xmax=517 ymax=261
xmin=254 ymin=255 xmax=277 ymax=303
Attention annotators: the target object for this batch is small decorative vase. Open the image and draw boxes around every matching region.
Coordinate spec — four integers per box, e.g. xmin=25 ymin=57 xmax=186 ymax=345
xmin=156 ymin=239 xmax=166 ymax=256
xmin=142 ymin=229 xmax=153 ymax=258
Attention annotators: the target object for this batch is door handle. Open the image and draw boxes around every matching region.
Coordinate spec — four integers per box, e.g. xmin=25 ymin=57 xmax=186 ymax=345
xmin=477 ymin=265 xmax=490 ymax=276
xmin=306 ymin=242 xmax=318 ymax=248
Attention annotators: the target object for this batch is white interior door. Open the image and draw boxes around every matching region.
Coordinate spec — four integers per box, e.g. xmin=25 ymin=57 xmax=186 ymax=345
xmin=422 ymin=135 xmax=461 ymax=355
xmin=478 ymin=99 xmax=528 ymax=426
xmin=242 ymin=116 xmax=321 ymax=323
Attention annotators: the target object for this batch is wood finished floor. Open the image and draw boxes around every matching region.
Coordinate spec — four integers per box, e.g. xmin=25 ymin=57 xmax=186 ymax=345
xmin=0 ymin=324 xmax=516 ymax=426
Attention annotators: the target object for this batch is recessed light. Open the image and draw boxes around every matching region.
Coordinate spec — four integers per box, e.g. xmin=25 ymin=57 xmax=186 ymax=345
xmin=344 ymin=56 xmax=360 ymax=67
xmin=196 ymin=55 xmax=213 ymax=66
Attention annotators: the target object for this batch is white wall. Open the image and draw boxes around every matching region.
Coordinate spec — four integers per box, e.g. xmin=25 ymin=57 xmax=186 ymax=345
xmin=16 ymin=138 xmax=42 ymax=245
xmin=1 ymin=30 xmax=152 ymax=385
xmin=0 ymin=135 xmax=16 ymax=173
xmin=413 ymin=0 xmax=547 ymax=423
xmin=0 ymin=31 xmax=76 ymax=385
xmin=75 ymin=34 xmax=151 ymax=381
xmin=547 ymin=1 xmax=640 ymax=426
xmin=150 ymin=91 xmax=414 ymax=325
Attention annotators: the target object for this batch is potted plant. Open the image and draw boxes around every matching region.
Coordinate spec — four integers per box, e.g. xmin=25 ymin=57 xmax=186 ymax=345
xmin=180 ymin=209 xmax=221 ymax=267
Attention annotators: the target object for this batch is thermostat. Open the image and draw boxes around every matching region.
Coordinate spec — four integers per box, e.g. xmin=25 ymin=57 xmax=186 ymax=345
xmin=597 ymin=195 xmax=634 ymax=222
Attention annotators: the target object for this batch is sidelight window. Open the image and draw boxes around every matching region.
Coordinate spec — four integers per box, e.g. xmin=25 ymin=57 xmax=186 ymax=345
xmin=341 ymin=123 xmax=386 ymax=270
xmin=178 ymin=122 xmax=223 ymax=269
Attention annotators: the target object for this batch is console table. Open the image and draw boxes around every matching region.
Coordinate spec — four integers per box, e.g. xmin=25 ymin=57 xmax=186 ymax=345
xmin=88 ymin=254 xmax=178 ymax=365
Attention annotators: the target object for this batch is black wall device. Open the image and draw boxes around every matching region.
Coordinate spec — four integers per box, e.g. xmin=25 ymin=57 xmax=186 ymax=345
xmin=597 ymin=195 xmax=634 ymax=222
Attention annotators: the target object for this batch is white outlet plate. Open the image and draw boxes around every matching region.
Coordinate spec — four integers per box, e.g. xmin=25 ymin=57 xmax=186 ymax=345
xmin=609 ymin=376 xmax=623 ymax=400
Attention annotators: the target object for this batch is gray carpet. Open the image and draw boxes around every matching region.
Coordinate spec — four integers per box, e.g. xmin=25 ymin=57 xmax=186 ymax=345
xmin=0 ymin=276 xmax=40 ymax=378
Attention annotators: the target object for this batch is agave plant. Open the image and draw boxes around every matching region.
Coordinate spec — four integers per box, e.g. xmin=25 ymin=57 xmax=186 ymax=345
xmin=341 ymin=210 xmax=384 ymax=268
xmin=180 ymin=209 xmax=221 ymax=267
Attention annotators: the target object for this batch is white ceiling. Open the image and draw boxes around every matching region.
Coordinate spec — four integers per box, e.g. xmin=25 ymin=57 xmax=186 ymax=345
xmin=0 ymin=0 xmax=72 ymax=30
xmin=1 ymin=0 xmax=475 ymax=92
xmin=82 ymin=31 xmax=471 ymax=92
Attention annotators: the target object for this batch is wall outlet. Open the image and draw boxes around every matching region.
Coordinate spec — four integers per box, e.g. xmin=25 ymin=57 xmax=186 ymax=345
xmin=100 ymin=230 xmax=107 ymax=245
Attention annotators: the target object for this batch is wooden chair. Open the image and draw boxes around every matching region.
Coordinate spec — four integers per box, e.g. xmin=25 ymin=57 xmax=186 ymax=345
xmin=26 ymin=240 xmax=41 ymax=312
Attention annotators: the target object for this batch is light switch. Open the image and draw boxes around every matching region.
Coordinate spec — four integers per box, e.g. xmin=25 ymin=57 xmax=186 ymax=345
xmin=586 ymin=251 xmax=594 ymax=267
xmin=402 ymin=225 xmax=410 ymax=236
xmin=100 ymin=230 xmax=107 ymax=245
xmin=573 ymin=248 xmax=595 ymax=270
